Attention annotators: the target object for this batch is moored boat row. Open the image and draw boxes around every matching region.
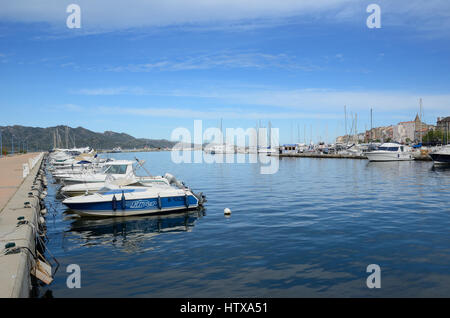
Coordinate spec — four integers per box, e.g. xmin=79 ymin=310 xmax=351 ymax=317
xmin=48 ymin=148 xmax=206 ymax=217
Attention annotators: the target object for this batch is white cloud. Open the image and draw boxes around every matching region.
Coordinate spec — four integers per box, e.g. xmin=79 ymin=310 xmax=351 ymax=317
xmin=104 ymin=52 xmax=320 ymax=72
xmin=0 ymin=1 xmax=352 ymax=27
xmin=73 ymin=87 xmax=450 ymax=112
xmin=1 ymin=0 xmax=449 ymax=35
xmin=76 ymin=87 xmax=147 ymax=96
xmin=95 ymin=105 xmax=341 ymax=120
xmin=72 ymin=86 xmax=450 ymax=122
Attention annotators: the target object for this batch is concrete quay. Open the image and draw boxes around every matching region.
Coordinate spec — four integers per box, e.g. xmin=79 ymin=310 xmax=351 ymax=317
xmin=273 ymin=152 xmax=432 ymax=161
xmin=274 ymin=153 xmax=368 ymax=159
xmin=0 ymin=153 xmax=47 ymax=298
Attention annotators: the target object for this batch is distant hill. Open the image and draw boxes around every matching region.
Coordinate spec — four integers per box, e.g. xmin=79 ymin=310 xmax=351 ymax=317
xmin=0 ymin=125 xmax=176 ymax=152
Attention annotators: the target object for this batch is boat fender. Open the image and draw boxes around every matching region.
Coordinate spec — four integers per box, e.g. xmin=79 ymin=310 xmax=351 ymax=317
xmin=185 ymin=194 xmax=189 ymax=208
xmin=157 ymin=194 xmax=162 ymax=209
xmin=112 ymin=195 xmax=117 ymax=211
xmin=121 ymin=191 xmax=126 ymax=210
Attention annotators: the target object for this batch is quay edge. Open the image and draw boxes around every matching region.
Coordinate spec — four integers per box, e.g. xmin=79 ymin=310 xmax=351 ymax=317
xmin=0 ymin=153 xmax=47 ymax=298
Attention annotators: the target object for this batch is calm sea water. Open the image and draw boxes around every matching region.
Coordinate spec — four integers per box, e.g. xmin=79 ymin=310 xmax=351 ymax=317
xmin=39 ymin=151 xmax=450 ymax=297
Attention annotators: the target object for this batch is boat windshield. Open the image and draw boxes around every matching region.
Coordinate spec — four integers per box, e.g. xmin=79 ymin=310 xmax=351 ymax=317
xmin=97 ymin=187 xmax=146 ymax=195
xmin=97 ymin=187 xmax=112 ymax=195
xmin=104 ymin=164 xmax=128 ymax=174
xmin=378 ymin=146 xmax=399 ymax=151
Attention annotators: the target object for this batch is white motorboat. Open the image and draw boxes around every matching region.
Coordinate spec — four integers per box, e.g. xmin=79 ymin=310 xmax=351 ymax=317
xmin=429 ymin=145 xmax=450 ymax=165
xmin=57 ymin=160 xmax=138 ymax=184
xmin=257 ymin=147 xmax=277 ymax=154
xmin=365 ymin=142 xmax=414 ymax=162
xmin=204 ymin=143 xmax=235 ymax=154
xmin=63 ymin=173 xmax=206 ymax=217
xmin=60 ymin=174 xmax=171 ymax=197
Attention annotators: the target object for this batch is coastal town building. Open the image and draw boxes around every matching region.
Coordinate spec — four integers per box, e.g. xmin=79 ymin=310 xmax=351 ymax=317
xmin=335 ymin=114 xmax=443 ymax=144
xmin=365 ymin=125 xmax=393 ymax=143
xmin=393 ymin=114 xmax=433 ymax=143
xmin=437 ymin=116 xmax=450 ymax=132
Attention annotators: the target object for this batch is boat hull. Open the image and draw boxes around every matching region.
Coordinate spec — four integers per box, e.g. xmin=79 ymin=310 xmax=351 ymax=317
xmin=366 ymin=152 xmax=414 ymax=162
xmin=429 ymin=153 xmax=450 ymax=165
xmin=64 ymin=195 xmax=199 ymax=217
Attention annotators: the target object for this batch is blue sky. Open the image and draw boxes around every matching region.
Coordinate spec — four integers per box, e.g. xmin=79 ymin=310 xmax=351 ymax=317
xmin=1 ymin=0 xmax=449 ymax=144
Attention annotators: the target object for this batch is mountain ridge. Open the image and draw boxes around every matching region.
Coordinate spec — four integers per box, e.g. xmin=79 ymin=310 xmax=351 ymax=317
xmin=0 ymin=125 xmax=176 ymax=152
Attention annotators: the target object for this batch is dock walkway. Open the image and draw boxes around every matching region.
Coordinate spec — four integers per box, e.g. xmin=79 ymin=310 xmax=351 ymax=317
xmin=0 ymin=153 xmax=45 ymax=297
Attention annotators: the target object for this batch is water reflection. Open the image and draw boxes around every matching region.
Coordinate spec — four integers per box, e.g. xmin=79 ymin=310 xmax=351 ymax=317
xmin=62 ymin=209 xmax=205 ymax=253
xmin=431 ymin=164 xmax=450 ymax=173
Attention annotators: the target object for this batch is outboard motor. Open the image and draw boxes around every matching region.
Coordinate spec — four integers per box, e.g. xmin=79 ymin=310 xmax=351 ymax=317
xmin=193 ymin=192 xmax=207 ymax=206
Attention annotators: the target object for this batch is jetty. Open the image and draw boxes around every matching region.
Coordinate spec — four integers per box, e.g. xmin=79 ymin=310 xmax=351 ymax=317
xmin=0 ymin=153 xmax=48 ymax=298
xmin=272 ymin=152 xmax=431 ymax=161
xmin=275 ymin=153 xmax=367 ymax=159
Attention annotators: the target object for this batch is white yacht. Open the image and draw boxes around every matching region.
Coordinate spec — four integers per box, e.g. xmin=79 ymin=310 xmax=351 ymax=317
xmin=204 ymin=143 xmax=235 ymax=154
xmin=257 ymin=147 xmax=277 ymax=154
xmin=366 ymin=142 xmax=414 ymax=162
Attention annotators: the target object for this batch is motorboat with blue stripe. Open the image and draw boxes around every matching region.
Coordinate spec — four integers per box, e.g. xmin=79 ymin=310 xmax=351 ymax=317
xmin=62 ymin=173 xmax=206 ymax=217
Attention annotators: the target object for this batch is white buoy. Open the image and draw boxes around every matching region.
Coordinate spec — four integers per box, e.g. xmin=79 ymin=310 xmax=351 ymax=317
xmin=224 ymin=208 xmax=231 ymax=216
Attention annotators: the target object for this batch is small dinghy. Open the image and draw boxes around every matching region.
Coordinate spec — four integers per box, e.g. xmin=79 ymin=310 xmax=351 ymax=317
xmin=62 ymin=173 xmax=206 ymax=217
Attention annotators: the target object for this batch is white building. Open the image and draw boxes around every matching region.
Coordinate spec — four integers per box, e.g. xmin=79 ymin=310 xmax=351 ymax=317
xmin=393 ymin=121 xmax=415 ymax=143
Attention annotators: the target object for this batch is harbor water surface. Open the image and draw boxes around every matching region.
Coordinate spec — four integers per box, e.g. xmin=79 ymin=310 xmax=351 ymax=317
xmin=41 ymin=151 xmax=450 ymax=297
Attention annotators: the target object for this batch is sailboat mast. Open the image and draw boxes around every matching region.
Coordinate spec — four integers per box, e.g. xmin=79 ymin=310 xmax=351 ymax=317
xmin=419 ymin=98 xmax=423 ymax=144
xmin=268 ymin=121 xmax=272 ymax=148
xmin=344 ymin=105 xmax=347 ymax=144
xmin=370 ymin=108 xmax=373 ymax=142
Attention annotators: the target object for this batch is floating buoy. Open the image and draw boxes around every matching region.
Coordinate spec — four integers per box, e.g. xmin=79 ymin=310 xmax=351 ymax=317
xmin=224 ymin=208 xmax=231 ymax=216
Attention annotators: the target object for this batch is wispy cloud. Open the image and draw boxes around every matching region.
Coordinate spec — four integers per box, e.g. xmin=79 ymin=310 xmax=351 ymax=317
xmin=106 ymin=52 xmax=320 ymax=72
xmin=73 ymin=85 xmax=450 ymax=114
xmin=94 ymin=105 xmax=342 ymax=120
xmin=75 ymin=87 xmax=148 ymax=96
xmin=0 ymin=0 xmax=355 ymax=29
xmin=2 ymin=0 xmax=449 ymax=36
